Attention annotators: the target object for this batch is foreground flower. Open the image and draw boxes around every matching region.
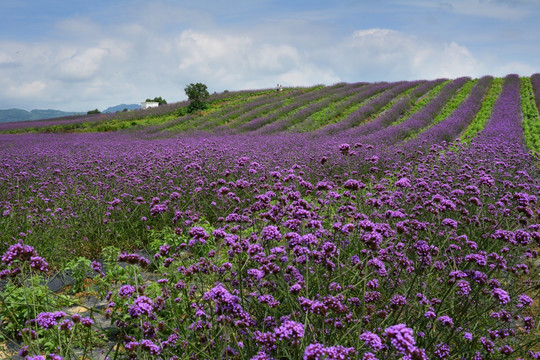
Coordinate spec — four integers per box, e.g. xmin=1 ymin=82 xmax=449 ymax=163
xmin=384 ymin=324 xmax=427 ymax=359
xmin=274 ymin=320 xmax=304 ymax=345
xmin=303 ymin=342 xmax=356 ymax=360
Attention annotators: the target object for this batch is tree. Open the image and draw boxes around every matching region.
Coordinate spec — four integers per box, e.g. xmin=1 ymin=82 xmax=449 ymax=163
xmin=185 ymin=83 xmax=209 ymax=113
xmin=87 ymin=109 xmax=101 ymax=115
xmin=145 ymin=97 xmax=167 ymax=105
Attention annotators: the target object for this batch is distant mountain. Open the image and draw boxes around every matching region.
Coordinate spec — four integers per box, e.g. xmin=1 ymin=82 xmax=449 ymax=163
xmin=0 ymin=104 xmax=142 ymax=123
xmin=0 ymin=108 xmax=81 ymax=123
xmin=103 ymin=104 xmax=140 ymax=113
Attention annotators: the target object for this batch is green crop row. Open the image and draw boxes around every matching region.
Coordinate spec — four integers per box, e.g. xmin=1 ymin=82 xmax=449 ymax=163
xmin=291 ymin=90 xmax=372 ymax=132
xmin=460 ymin=78 xmax=503 ymax=142
xmin=224 ymin=85 xmax=327 ymax=129
xmin=294 ymin=85 xmax=408 ymax=132
xmin=392 ymin=80 xmax=451 ymax=126
xmin=236 ymin=83 xmax=362 ymax=132
xmin=403 ymin=79 xmax=477 ymax=141
xmin=156 ymin=89 xmax=283 ymax=132
xmin=520 ymin=77 xmax=540 ymax=153
xmin=363 ymin=85 xmax=419 ymax=122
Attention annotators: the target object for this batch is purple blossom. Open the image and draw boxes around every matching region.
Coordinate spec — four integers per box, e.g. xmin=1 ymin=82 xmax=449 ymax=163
xmin=261 ymin=225 xmax=282 ymax=241
xmin=362 ymin=352 xmax=379 ymax=360
xmin=424 ymin=311 xmax=436 ymax=319
xmin=1 ymin=242 xmax=49 ymax=274
xmin=250 ymin=351 xmax=276 ymax=360
xmin=80 ymin=317 xmax=94 ymax=328
xmin=274 ymin=320 xmax=304 ymax=344
xmin=491 ymin=287 xmax=510 ymax=304
xmin=395 ymin=177 xmax=411 ymax=188
xmin=434 ymin=343 xmax=450 ymax=358
xmin=437 ymin=315 xmax=454 ymax=327
xmin=118 ymin=284 xmax=136 ymax=298
xmin=140 ymin=339 xmax=162 ymax=355
xmin=518 ymin=293 xmax=533 ymax=307
xmin=128 ymin=296 xmax=155 ymax=318
xmin=456 ymin=280 xmax=471 ymax=295
xmin=360 ymin=331 xmax=383 ymax=351
xmin=36 ymin=311 xmax=66 ymax=329
xmin=303 ymin=343 xmax=356 ymax=360
xmin=390 ymin=295 xmax=407 ymax=308
xmin=384 ymin=324 xmax=419 ymax=356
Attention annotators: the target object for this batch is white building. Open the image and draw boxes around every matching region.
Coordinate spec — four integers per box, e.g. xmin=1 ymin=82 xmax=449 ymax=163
xmin=141 ymin=101 xmax=159 ymax=109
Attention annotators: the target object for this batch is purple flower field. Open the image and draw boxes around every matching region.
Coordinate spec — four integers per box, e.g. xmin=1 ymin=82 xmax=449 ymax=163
xmin=0 ymin=74 xmax=539 ymax=359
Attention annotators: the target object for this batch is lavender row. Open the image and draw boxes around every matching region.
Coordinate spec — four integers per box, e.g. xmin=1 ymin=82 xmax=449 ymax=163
xmin=319 ymin=80 xmax=426 ymax=135
xmin=235 ymin=82 xmax=369 ymax=133
xmin=398 ymin=76 xmax=493 ymax=154
xmin=257 ymin=82 xmax=400 ymax=134
xmin=165 ymin=90 xmax=287 ymax=132
xmin=194 ymin=88 xmax=312 ymax=131
xmin=473 ymin=74 xmax=524 ymax=148
xmin=531 ymin=73 xmax=540 ymax=110
xmin=208 ymin=87 xmax=327 ymax=134
xmin=202 ymin=89 xmax=305 ymax=130
xmin=293 ymin=80 xmax=424 ymax=132
xmin=337 ymin=78 xmax=447 ymax=141
xmin=355 ymin=77 xmax=470 ymax=149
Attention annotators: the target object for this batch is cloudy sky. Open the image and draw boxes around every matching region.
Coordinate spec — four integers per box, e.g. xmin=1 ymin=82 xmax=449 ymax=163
xmin=1 ymin=0 xmax=539 ymax=111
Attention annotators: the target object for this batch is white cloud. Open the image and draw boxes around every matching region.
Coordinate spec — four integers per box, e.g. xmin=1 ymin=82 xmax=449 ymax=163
xmin=331 ymin=28 xmax=483 ymax=80
xmin=0 ymin=51 xmax=17 ymax=66
xmin=56 ymin=47 xmax=109 ymax=81
xmin=172 ymin=29 xmax=339 ymax=88
xmin=492 ymin=61 xmax=537 ymax=76
xmin=8 ymin=81 xmax=46 ymax=98
xmin=277 ymin=65 xmax=340 ymax=87
xmin=175 ymin=30 xmax=253 ymax=73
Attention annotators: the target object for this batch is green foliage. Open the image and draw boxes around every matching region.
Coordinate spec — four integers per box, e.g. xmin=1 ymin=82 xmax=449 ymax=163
xmin=0 ymin=276 xmax=64 ymax=338
xmin=185 ymin=83 xmax=209 ymax=102
xmin=187 ymin=99 xmax=208 ymax=113
xmin=64 ymin=257 xmax=93 ymax=294
xmin=185 ymin=83 xmax=210 ymax=113
xmin=404 ymin=79 xmax=477 ymax=141
xmin=148 ymin=227 xmax=183 ymax=254
xmin=146 ymin=97 xmax=167 ymax=105
xmin=394 ymin=81 xmax=450 ymax=126
xmin=520 ymin=77 xmax=540 ymax=153
xmin=461 ymin=78 xmax=503 ymax=142
xmin=175 ymin=107 xmax=189 ymax=117
xmin=87 ymin=109 xmax=101 ymax=115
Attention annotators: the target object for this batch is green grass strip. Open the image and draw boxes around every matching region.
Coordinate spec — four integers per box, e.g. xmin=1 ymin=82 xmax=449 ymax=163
xmin=293 ymin=85 xmax=407 ymax=132
xmin=460 ymin=78 xmax=503 ymax=142
xmin=520 ymin=77 xmax=540 ymax=153
xmin=403 ymin=79 xmax=476 ymax=141
xmin=224 ymin=85 xmax=327 ymax=129
xmin=237 ymin=83 xmax=362 ymax=132
xmin=310 ymin=84 xmax=423 ymax=132
xmin=391 ymin=80 xmax=451 ymax=126
xmin=276 ymin=85 xmax=381 ymax=132
xmin=160 ymin=90 xmax=280 ymax=132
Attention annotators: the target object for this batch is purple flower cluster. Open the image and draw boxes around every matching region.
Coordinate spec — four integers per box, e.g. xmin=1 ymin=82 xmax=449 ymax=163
xmin=303 ymin=342 xmax=357 ymax=360
xmin=385 ymin=324 xmax=427 ymax=359
xmin=0 ymin=241 xmax=49 ymax=278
